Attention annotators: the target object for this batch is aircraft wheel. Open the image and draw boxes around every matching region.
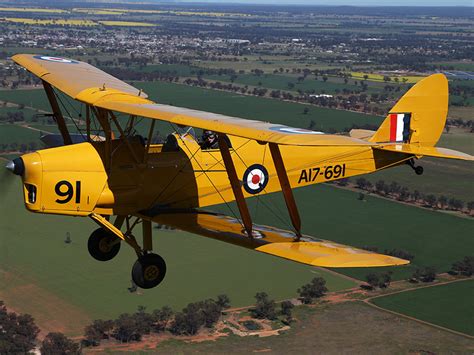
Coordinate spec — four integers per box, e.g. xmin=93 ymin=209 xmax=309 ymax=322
xmin=88 ymin=228 xmax=121 ymax=261
xmin=415 ymin=166 xmax=424 ymax=175
xmin=132 ymin=253 xmax=167 ymax=289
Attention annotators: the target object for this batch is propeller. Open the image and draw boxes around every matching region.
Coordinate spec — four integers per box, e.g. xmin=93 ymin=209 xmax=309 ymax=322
xmin=0 ymin=157 xmax=19 ymax=203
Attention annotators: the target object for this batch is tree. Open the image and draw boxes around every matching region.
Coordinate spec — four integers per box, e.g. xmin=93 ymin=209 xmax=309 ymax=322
xmin=356 ymin=177 xmax=367 ymax=189
xmin=40 ymin=332 xmax=80 ymax=355
xmin=251 ymin=292 xmax=277 ymax=319
xmin=375 ymin=180 xmax=385 ymax=194
xmin=451 ymin=256 xmax=474 ymax=276
xmin=134 ymin=305 xmax=154 ymax=334
xmin=303 ymin=107 xmax=309 ymax=115
xmin=297 ymin=277 xmax=328 ymax=304
xmin=83 ymin=319 xmax=114 ymax=347
xmin=467 ymin=201 xmax=474 ymax=213
xmin=0 ymin=302 xmax=40 ymax=354
xmin=151 ymin=306 xmax=174 ymax=332
xmin=425 ymin=194 xmax=437 ymax=208
xmin=365 ymin=273 xmax=379 ymax=289
xmin=280 ymin=301 xmax=294 ymax=323
xmin=215 ymin=294 xmax=231 ymax=310
xmin=412 ymin=267 xmax=437 ymax=282
xmin=113 ymin=313 xmax=142 ymax=343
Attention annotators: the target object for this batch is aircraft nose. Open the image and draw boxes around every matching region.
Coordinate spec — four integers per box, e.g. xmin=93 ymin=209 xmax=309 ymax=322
xmin=5 ymin=158 xmax=25 ymax=176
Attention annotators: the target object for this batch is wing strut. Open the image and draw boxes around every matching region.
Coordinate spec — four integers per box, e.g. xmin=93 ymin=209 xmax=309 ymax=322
xmin=218 ymin=134 xmax=253 ymax=238
xmin=269 ymin=143 xmax=302 ymax=240
xmin=42 ymin=80 xmax=72 ymax=145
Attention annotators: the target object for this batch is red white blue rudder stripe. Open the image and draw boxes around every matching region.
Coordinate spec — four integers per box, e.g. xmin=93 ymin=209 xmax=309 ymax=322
xmin=389 ymin=113 xmax=411 ymax=142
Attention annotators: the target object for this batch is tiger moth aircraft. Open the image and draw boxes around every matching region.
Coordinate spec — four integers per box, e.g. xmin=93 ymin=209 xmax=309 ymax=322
xmin=5 ymin=54 xmax=473 ymax=289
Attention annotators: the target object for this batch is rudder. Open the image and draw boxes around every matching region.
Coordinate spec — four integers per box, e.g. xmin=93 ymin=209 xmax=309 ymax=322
xmin=369 ymin=74 xmax=448 ymax=147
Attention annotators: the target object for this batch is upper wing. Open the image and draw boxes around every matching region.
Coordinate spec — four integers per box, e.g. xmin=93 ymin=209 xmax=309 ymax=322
xmin=13 ymin=54 xmax=145 ymax=99
xmin=144 ymin=210 xmax=409 ymax=268
xmin=13 ymin=53 xmax=371 ymax=147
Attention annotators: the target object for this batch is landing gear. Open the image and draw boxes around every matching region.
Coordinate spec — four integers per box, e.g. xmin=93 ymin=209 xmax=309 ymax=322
xmin=89 ymin=214 xmax=167 ymax=289
xmin=131 ymin=253 xmax=167 ymax=289
xmin=406 ymin=158 xmax=423 ymax=175
xmin=88 ymin=228 xmax=121 ymax=261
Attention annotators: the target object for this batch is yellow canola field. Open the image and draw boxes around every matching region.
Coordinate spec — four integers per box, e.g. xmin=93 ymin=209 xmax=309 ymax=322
xmin=351 ymin=72 xmax=423 ymax=83
xmin=99 ymin=20 xmax=156 ymax=27
xmin=81 ymin=8 xmax=252 ymax=17
xmin=0 ymin=7 xmax=66 ymax=13
xmin=2 ymin=17 xmax=156 ymax=27
xmin=2 ymin=18 xmax=97 ymax=26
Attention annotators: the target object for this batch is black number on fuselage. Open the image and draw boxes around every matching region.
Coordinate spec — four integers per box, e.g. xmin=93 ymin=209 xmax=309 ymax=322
xmin=55 ymin=180 xmax=81 ymax=204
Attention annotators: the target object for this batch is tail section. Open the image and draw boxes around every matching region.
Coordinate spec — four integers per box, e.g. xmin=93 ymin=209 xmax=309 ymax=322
xmin=369 ymin=73 xmax=473 ymax=162
xmin=370 ymin=74 xmax=448 ymax=147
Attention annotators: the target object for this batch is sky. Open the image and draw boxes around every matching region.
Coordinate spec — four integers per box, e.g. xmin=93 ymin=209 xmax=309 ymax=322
xmin=180 ymin=0 xmax=473 ymax=6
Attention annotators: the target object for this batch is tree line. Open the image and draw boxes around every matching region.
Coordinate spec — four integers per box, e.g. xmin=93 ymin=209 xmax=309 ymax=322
xmin=354 ymin=177 xmax=473 ymax=215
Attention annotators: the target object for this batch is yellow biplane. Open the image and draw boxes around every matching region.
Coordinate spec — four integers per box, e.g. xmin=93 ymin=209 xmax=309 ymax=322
xmin=6 ymin=54 xmax=473 ymax=289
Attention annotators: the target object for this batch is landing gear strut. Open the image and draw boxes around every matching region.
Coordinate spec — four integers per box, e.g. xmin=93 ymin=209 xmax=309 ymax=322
xmin=406 ymin=158 xmax=423 ymax=175
xmin=88 ymin=214 xmax=167 ymax=289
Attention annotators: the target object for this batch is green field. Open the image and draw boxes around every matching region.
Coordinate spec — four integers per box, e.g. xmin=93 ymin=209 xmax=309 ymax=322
xmin=372 ymin=280 xmax=474 ymax=336
xmin=0 ymin=124 xmax=43 ymax=145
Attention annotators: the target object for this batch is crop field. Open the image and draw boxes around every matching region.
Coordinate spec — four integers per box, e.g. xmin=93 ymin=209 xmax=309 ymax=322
xmin=153 ymin=302 xmax=474 ymax=353
xmin=351 ymin=72 xmax=423 ymax=84
xmin=0 ymin=7 xmax=66 ymax=13
xmin=372 ymin=280 xmax=474 ymax=336
xmin=0 ymin=174 xmax=355 ymax=336
xmin=1 ymin=17 xmax=156 ymax=27
xmin=0 ymin=124 xmax=42 ymax=145
xmin=2 ymin=18 xmax=97 ymax=26
xmin=203 ymin=73 xmax=368 ymax=94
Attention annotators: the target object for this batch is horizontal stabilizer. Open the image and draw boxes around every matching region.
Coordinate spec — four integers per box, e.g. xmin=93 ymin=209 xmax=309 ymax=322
xmin=375 ymin=144 xmax=474 ymax=161
xmin=349 ymin=129 xmax=376 ymax=141
xmin=144 ymin=210 xmax=409 ymax=268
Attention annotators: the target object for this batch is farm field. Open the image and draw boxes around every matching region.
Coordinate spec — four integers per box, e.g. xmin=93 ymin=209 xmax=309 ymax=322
xmin=351 ymin=71 xmax=422 ymax=83
xmin=152 ymin=302 xmax=474 ymax=353
xmin=372 ymin=280 xmax=474 ymax=336
xmin=0 ymin=124 xmax=42 ymax=145
xmin=1 ymin=18 xmax=156 ymax=27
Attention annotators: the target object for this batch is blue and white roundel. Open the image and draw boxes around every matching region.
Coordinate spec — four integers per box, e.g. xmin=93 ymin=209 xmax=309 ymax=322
xmin=270 ymin=126 xmax=323 ymax=135
xmin=34 ymin=55 xmax=78 ymax=64
xmin=243 ymin=164 xmax=268 ymax=194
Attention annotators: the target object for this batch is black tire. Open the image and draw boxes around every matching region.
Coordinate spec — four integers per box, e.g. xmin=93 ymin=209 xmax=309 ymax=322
xmin=87 ymin=228 xmax=121 ymax=261
xmin=132 ymin=253 xmax=167 ymax=289
xmin=415 ymin=166 xmax=424 ymax=175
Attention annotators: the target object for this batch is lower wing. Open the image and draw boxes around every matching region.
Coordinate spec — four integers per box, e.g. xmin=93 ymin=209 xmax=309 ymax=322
xmin=142 ymin=210 xmax=409 ymax=268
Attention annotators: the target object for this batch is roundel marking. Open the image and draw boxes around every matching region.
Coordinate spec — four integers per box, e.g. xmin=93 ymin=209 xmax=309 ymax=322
xmin=34 ymin=55 xmax=79 ymax=64
xmin=269 ymin=126 xmax=324 ymax=135
xmin=243 ymin=164 xmax=269 ymax=194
